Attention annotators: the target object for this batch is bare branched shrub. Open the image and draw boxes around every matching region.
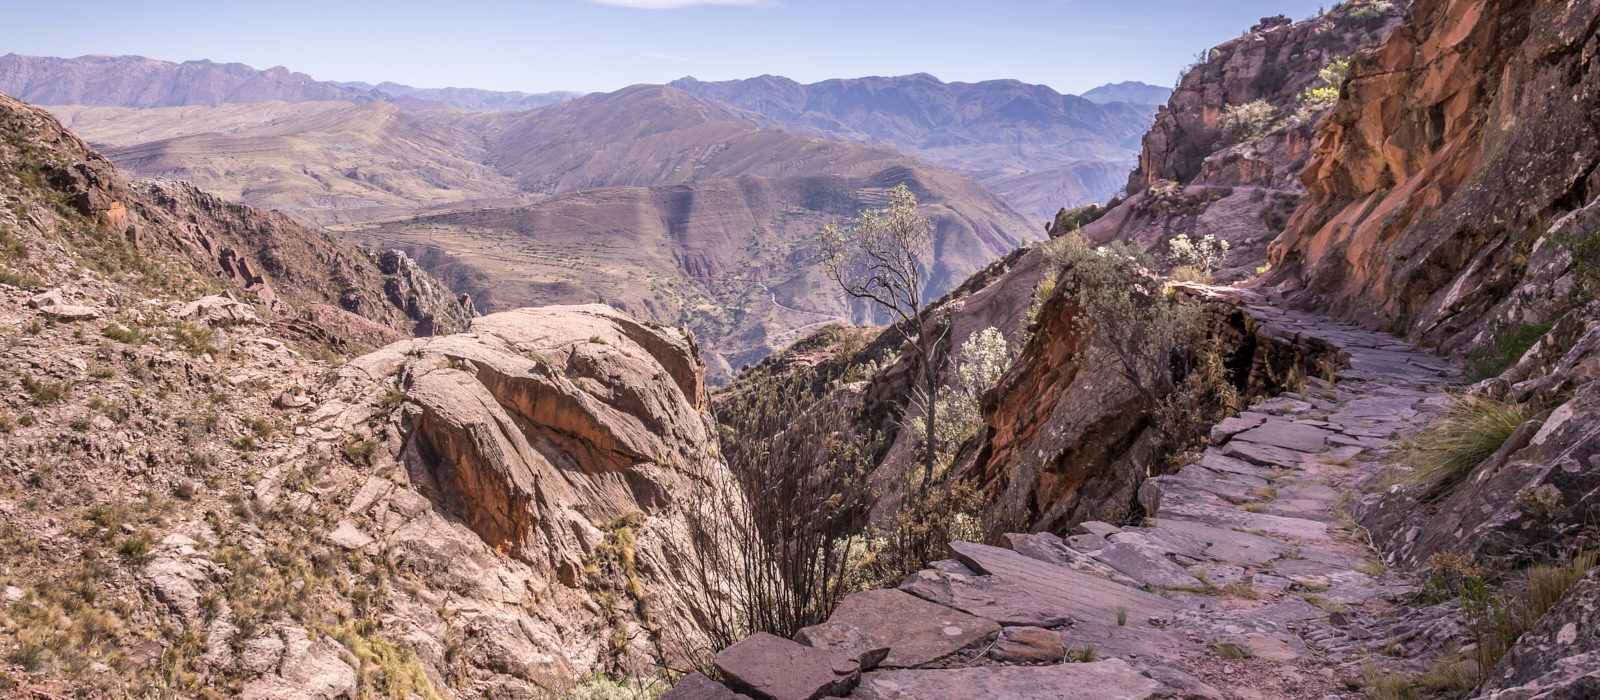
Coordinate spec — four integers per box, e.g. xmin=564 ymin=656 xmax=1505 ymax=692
xmin=679 ymin=365 xmax=878 ymax=670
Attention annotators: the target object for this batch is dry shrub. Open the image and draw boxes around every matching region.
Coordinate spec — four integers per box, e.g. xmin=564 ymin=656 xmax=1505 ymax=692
xmin=680 ymin=365 xmax=877 ymax=669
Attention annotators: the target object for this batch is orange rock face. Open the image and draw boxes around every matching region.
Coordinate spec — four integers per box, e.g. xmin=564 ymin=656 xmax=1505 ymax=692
xmin=1263 ymin=0 xmax=1600 ymax=349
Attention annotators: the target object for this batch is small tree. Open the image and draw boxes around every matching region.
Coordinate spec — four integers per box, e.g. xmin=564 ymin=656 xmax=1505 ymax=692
xmin=817 ymin=184 xmax=944 ymax=501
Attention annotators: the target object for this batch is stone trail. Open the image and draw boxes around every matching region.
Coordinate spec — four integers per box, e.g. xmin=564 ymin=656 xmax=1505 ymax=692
xmin=674 ymin=299 xmax=1461 ymax=700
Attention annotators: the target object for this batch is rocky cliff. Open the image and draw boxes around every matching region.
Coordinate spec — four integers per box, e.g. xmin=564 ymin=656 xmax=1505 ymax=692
xmin=1261 ymin=0 xmax=1600 ymax=353
xmin=1082 ymin=2 xmax=1407 ymax=283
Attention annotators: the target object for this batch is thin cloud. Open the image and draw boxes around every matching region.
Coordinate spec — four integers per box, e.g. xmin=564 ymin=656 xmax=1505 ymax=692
xmin=586 ymin=0 xmax=768 ymax=9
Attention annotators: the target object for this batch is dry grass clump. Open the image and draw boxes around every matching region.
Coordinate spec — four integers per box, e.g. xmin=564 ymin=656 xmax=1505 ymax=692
xmin=1407 ymin=396 xmax=1527 ymax=496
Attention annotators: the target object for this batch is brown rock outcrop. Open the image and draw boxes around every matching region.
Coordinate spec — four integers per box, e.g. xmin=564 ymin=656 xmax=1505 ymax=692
xmin=1262 ymin=0 xmax=1600 ymax=351
xmin=1088 ymin=3 xmax=1405 ymax=283
xmin=347 ymin=303 xmax=738 ymax=654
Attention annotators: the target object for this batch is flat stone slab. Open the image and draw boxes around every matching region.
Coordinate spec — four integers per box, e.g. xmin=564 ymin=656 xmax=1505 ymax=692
xmin=998 ymin=532 xmax=1145 ymax=588
xmin=1057 ymin=619 xmax=1201 ymax=660
xmin=828 ymin=589 xmax=997 ymax=669
xmin=1155 ymin=519 xmax=1290 ymax=566
xmin=1090 ymin=539 xmax=1203 ymax=589
xmin=1191 ymin=563 xmax=1245 ymax=586
xmin=1209 ymin=415 xmax=1265 ymax=445
xmin=661 ymin=673 xmax=752 ymax=700
xmin=1243 ymin=597 xmax=1324 ymax=624
xmin=1330 ymin=397 xmax=1418 ymax=420
xmin=899 ymin=569 xmax=1074 ymax=628
xmin=1223 ymin=441 xmax=1312 ymax=469
xmin=1338 ymin=424 xmax=1397 ymax=438
xmin=715 ymin=633 xmax=859 ymax=700
xmin=326 ymin=521 xmax=373 ymax=550
xmin=950 ymin=542 xmax=1179 ymax=628
xmin=38 ymin=304 xmax=100 ymax=321
xmin=852 ymin=659 xmax=1166 ymax=700
xmin=1161 ymin=499 xmax=1328 ymax=541
xmin=1270 ymin=559 xmax=1372 ymax=589
xmin=794 ymin=621 xmax=890 ymax=671
xmin=1231 ymin=420 xmax=1330 ymax=452
xmin=1225 ymin=632 xmax=1308 ymax=662
xmin=1196 ymin=452 xmax=1271 ymax=480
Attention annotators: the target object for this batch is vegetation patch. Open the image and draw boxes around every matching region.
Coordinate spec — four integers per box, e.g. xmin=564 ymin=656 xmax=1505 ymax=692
xmin=1406 ymin=396 xmax=1528 ymax=497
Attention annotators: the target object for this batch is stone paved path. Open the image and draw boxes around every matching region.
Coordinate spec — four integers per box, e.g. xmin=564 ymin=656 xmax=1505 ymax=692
xmin=685 ymin=298 xmax=1465 ymax=700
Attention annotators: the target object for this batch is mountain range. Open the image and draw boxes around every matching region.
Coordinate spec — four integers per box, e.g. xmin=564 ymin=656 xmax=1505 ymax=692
xmin=671 ymin=73 xmax=1159 ymax=218
xmin=6 ymin=53 xmax=1162 ymax=219
xmin=0 ymin=53 xmax=581 ymax=112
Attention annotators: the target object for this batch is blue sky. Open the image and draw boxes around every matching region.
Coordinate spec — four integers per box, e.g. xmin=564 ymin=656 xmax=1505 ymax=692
xmin=2 ymin=0 xmax=1329 ymax=95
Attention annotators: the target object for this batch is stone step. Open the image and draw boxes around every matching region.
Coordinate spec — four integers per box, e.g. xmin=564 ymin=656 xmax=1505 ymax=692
xmin=949 ymin=542 xmax=1180 ymax=628
xmin=851 ymin=659 xmax=1167 ymax=700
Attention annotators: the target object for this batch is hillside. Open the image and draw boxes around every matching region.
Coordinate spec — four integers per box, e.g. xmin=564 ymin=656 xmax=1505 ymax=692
xmin=47 ymin=100 xmax=534 ymax=226
xmin=0 ymin=91 xmax=472 ymax=348
xmin=670 ymin=73 xmax=1157 ymax=218
xmin=0 ymin=88 xmax=745 ymax=697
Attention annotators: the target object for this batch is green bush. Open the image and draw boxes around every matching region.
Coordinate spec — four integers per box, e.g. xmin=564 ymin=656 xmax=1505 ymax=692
xmin=1466 ymin=323 xmax=1553 ymax=381
xmin=1220 ymin=100 xmax=1280 ymax=144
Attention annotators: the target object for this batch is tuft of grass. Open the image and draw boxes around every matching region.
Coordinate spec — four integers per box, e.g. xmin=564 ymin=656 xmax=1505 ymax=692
xmin=1300 ymin=593 xmax=1347 ymax=614
xmin=1213 ymin=642 xmax=1251 ymax=659
xmin=344 ymin=439 xmax=381 ymax=468
xmin=1224 ymin=582 xmax=1259 ymax=599
xmin=1116 ymin=605 xmax=1128 ymax=627
xmin=1073 ymin=644 xmax=1099 ymax=663
xmin=21 ymin=376 xmax=71 ymax=406
xmin=1409 ymin=396 xmax=1528 ymax=496
xmin=329 ymin=624 xmax=446 ymax=700
xmin=101 ymin=323 xmax=146 ymax=344
xmin=1528 ymin=551 xmax=1598 ymax=623
xmin=171 ymin=321 xmax=215 ymax=356
xmin=377 ymin=388 xmax=409 ymax=413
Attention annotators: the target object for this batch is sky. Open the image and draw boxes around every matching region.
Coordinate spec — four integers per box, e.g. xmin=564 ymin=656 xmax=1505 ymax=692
xmin=2 ymin=0 xmax=1330 ymax=95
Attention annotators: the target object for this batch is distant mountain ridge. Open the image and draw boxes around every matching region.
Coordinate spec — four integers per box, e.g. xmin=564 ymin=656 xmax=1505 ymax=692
xmin=1080 ymin=81 xmax=1172 ymax=106
xmin=336 ymin=80 xmax=585 ymax=111
xmin=0 ymin=53 xmax=386 ymax=107
xmin=0 ymin=53 xmax=581 ymax=112
xmin=669 ymin=73 xmax=1156 ymax=218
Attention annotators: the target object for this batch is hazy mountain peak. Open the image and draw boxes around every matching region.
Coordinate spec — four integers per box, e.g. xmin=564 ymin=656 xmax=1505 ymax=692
xmin=1079 ymin=80 xmax=1172 ymax=106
